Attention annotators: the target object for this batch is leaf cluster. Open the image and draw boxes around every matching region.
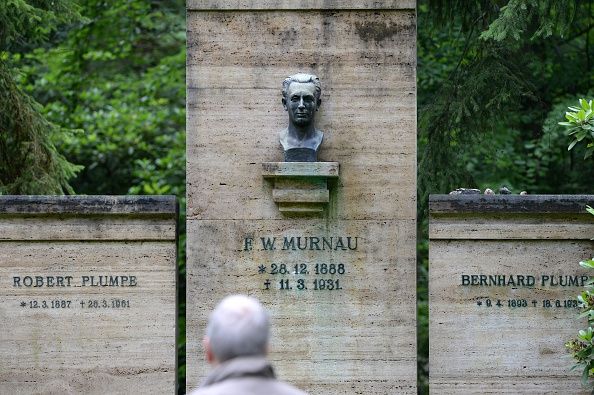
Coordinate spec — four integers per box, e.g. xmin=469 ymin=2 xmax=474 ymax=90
xmin=560 ymin=99 xmax=594 ymax=159
xmin=0 ymin=0 xmax=83 ymax=52
xmin=480 ymin=0 xmax=576 ymax=43
xmin=0 ymin=62 xmax=82 ymax=194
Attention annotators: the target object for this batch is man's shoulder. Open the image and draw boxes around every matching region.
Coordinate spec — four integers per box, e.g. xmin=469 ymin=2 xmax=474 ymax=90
xmin=271 ymin=379 xmax=309 ymax=395
xmin=188 ymin=376 xmax=308 ymax=395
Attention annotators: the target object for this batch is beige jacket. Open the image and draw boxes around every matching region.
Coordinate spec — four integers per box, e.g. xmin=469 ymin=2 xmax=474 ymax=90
xmin=188 ymin=357 xmax=308 ymax=395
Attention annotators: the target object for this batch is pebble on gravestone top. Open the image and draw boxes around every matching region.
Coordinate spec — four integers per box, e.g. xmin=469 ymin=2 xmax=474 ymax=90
xmin=449 ymin=188 xmax=481 ymax=195
xmin=499 ymin=186 xmax=512 ymax=194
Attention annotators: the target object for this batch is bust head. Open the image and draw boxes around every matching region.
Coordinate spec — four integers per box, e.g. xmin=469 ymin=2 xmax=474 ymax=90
xmin=281 ymin=73 xmax=322 ymax=128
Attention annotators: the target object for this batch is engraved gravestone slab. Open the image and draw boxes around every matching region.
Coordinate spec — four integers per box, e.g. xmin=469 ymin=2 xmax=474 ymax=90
xmin=429 ymin=195 xmax=594 ymax=394
xmin=186 ymin=1 xmax=417 ymax=393
xmin=0 ymin=196 xmax=177 ymax=395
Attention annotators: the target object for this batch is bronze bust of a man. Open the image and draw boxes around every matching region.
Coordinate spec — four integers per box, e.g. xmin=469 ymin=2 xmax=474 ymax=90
xmin=280 ymin=73 xmax=323 ymax=162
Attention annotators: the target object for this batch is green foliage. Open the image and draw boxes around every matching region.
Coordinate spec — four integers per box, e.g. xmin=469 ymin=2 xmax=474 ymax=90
xmin=416 ymin=228 xmax=429 ymax=394
xmin=566 ymin=207 xmax=594 ymax=389
xmin=0 ymin=0 xmax=83 ymax=51
xmin=480 ymin=0 xmax=576 ymax=42
xmin=419 ymin=0 xmax=593 ymax=203
xmin=0 ymin=62 xmax=82 ymax=194
xmin=418 ymin=44 xmax=536 ymax=203
xmin=0 ymin=0 xmax=84 ymax=194
xmin=463 ymin=96 xmax=594 ymax=194
xmin=560 ymin=99 xmax=594 ymax=159
xmin=15 ymin=0 xmax=186 ymax=196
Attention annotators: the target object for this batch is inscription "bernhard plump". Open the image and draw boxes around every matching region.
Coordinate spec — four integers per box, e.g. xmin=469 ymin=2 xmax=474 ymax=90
xmin=461 ymin=274 xmax=589 ymax=287
xmin=12 ymin=275 xmax=138 ymax=288
xmin=243 ymin=236 xmax=359 ymax=251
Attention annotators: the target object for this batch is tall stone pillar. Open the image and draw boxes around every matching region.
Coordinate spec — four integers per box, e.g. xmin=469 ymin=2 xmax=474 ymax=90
xmin=186 ymin=1 xmax=417 ymax=393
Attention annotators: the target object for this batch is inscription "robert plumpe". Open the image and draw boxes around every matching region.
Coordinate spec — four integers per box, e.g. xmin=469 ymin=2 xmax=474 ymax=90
xmin=12 ymin=275 xmax=138 ymax=288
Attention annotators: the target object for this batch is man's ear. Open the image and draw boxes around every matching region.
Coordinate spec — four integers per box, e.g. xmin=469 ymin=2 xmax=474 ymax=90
xmin=203 ymin=337 xmax=216 ymax=365
xmin=316 ymin=98 xmax=322 ymax=110
xmin=282 ymin=97 xmax=288 ymax=111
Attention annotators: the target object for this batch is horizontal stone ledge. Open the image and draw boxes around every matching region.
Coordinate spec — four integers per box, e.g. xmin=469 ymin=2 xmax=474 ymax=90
xmin=429 ymin=194 xmax=594 ymax=215
xmin=273 ymin=188 xmax=329 ymax=203
xmin=187 ymin=0 xmax=415 ymax=10
xmin=0 ymin=218 xmax=177 ymax=241
xmin=0 ymin=195 xmax=178 ymax=216
xmin=429 ymin=222 xmax=594 ymax=240
xmin=262 ymin=162 xmax=339 ymax=178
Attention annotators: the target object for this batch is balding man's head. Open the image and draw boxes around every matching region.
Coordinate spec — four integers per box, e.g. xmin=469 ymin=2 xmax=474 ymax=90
xmin=205 ymin=295 xmax=270 ymax=364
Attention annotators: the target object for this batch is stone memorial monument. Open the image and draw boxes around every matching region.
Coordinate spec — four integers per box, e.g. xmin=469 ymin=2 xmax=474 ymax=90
xmin=429 ymin=195 xmax=594 ymax=393
xmin=187 ymin=1 xmax=417 ymax=393
xmin=0 ymin=196 xmax=178 ymax=394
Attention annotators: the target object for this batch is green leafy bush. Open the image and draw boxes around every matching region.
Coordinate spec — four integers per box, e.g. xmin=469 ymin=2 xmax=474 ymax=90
xmin=559 ymin=99 xmax=594 ymax=159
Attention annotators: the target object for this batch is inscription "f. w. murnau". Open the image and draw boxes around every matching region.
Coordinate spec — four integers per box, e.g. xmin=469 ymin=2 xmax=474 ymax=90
xmin=243 ymin=236 xmax=359 ymax=252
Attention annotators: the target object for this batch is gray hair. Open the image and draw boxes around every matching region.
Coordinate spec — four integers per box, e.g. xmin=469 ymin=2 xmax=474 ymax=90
xmin=206 ymin=295 xmax=270 ymax=362
xmin=282 ymin=73 xmax=322 ymax=101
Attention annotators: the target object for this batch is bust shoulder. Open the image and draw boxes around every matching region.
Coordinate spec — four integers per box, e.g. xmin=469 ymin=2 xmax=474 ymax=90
xmin=279 ymin=128 xmax=324 ymax=151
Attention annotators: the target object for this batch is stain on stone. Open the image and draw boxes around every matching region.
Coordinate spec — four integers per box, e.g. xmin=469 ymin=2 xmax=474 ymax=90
xmin=539 ymin=347 xmax=556 ymax=355
xmin=355 ymin=21 xmax=402 ymax=43
xmin=279 ymin=28 xmax=297 ymax=46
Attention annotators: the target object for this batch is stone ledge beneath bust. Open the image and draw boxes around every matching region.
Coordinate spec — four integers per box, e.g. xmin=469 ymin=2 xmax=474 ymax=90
xmin=262 ymin=162 xmax=339 ymax=215
xmin=262 ymin=162 xmax=339 ymax=178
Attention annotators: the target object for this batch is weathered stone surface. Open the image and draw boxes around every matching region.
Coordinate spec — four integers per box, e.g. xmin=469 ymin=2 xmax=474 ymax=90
xmin=430 ymin=214 xmax=594 ymax=240
xmin=0 ymin=195 xmax=176 ymax=214
xmin=186 ymin=10 xmax=416 ymax=222
xmin=430 ymin=194 xmax=594 ymax=214
xmin=187 ymin=0 xmax=416 ymax=10
xmin=187 ymin=219 xmax=417 ymax=393
xmin=0 ymin=196 xmax=177 ymax=395
xmin=0 ymin=217 xmax=176 ymax=240
xmin=429 ymin=195 xmax=594 ymax=394
xmin=262 ymin=162 xmax=339 ymax=178
xmin=186 ymin=5 xmax=416 ymax=394
xmin=272 ymin=188 xmax=328 ymax=202
xmin=263 ymin=162 xmax=339 ymax=213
